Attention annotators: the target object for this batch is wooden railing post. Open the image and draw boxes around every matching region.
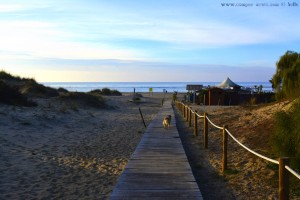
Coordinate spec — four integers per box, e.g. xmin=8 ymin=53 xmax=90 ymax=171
xmin=279 ymin=157 xmax=290 ymax=200
xmin=194 ymin=110 xmax=198 ymax=137
xmin=183 ymin=105 xmax=186 ymax=119
xmin=181 ymin=103 xmax=183 ymax=114
xmin=186 ymin=106 xmax=189 ymax=122
xmin=222 ymin=125 xmax=228 ymax=173
xmin=188 ymin=107 xmax=192 ymax=127
xmin=203 ymin=112 xmax=208 ymax=149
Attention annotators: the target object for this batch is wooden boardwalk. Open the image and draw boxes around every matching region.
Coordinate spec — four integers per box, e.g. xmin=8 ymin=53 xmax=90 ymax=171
xmin=110 ymin=101 xmax=203 ymax=199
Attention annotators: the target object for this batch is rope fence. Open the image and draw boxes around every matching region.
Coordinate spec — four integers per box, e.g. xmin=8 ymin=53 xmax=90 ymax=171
xmin=175 ymin=101 xmax=300 ymax=200
xmin=206 ymin=115 xmax=223 ymax=130
xmin=225 ymin=129 xmax=279 ymax=165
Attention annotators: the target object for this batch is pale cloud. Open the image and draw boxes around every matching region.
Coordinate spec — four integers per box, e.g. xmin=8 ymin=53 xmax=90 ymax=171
xmin=0 ymin=4 xmax=25 ymax=12
xmin=0 ymin=1 xmax=298 ymax=82
xmin=0 ymin=19 xmax=144 ymax=60
xmin=87 ymin=16 xmax=293 ymax=49
xmin=0 ymin=2 xmax=50 ymax=13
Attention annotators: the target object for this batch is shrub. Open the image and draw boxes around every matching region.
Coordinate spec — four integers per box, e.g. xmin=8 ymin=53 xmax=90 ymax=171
xmin=0 ymin=70 xmax=22 ymax=81
xmin=272 ymin=99 xmax=300 ymax=171
xmin=0 ymin=70 xmax=59 ymax=98
xmin=90 ymin=88 xmax=122 ymax=96
xmin=100 ymin=88 xmax=112 ymax=95
xmin=59 ymin=92 xmax=106 ymax=108
xmin=57 ymin=87 xmax=69 ymax=93
xmin=0 ymin=80 xmax=37 ymax=106
xmin=110 ymin=89 xmax=122 ymax=96
xmin=19 ymin=80 xmax=59 ymax=98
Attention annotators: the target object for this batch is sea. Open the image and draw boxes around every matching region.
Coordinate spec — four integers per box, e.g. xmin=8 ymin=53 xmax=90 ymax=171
xmin=42 ymin=82 xmax=273 ymax=93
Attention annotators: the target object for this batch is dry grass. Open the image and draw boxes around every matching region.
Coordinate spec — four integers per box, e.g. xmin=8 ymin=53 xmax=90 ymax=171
xmin=176 ymin=100 xmax=300 ymax=199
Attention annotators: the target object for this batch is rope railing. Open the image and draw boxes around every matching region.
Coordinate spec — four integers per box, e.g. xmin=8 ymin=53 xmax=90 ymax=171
xmin=286 ymin=165 xmax=300 ymax=180
xmin=177 ymin=101 xmax=204 ymax=118
xmin=196 ymin=113 xmax=204 ymax=118
xmin=175 ymin=100 xmax=300 ymax=200
xmin=206 ymin=116 xmax=223 ymax=130
xmin=225 ymin=129 xmax=279 ymax=164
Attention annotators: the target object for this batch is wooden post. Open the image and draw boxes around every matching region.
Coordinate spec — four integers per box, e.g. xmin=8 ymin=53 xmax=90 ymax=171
xmin=279 ymin=157 xmax=290 ymax=200
xmin=186 ymin=106 xmax=189 ymax=122
xmin=194 ymin=110 xmax=198 ymax=136
xmin=204 ymin=112 xmax=208 ymax=149
xmin=222 ymin=125 xmax=228 ymax=173
xmin=188 ymin=107 xmax=192 ymax=127
xmin=183 ymin=105 xmax=186 ymax=118
xmin=139 ymin=107 xmax=147 ymax=128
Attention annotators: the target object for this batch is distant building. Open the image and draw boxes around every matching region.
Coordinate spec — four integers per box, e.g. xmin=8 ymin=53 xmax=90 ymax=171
xmin=208 ymin=87 xmax=225 ymax=105
xmin=186 ymin=84 xmax=203 ymax=91
xmin=196 ymin=77 xmax=274 ymax=105
xmin=186 ymin=84 xmax=203 ymax=103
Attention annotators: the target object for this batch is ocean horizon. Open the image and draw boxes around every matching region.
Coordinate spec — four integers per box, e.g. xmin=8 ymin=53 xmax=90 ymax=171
xmin=42 ymin=81 xmax=273 ymax=93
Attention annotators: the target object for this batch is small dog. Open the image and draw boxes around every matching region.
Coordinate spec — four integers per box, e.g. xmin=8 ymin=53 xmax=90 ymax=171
xmin=163 ymin=115 xmax=172 ymax=129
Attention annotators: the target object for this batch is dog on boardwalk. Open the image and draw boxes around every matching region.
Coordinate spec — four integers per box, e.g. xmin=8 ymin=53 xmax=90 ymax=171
xmin=163 ymin=115 xmax=172 ymax=129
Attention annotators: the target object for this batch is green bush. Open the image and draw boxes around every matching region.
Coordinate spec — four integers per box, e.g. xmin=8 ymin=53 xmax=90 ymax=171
xmin=270 ymin=51 xmax=300 ymax=100
xmin=272 ymin=99 xmax=300 ymax=170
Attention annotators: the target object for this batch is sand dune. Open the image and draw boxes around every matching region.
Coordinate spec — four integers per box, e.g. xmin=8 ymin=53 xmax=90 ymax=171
xmin=0 ymin=93 xmax=169 ymax=199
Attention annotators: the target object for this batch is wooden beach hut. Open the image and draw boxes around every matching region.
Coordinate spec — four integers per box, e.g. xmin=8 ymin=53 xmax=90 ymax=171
xmin=208 ymin=87 xmax=225 ymax=105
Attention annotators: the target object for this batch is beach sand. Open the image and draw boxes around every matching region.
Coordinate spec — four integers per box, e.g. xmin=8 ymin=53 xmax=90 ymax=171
xmin=0 ymin=92 xmax=173 ymax=200
xmin=2 ymin=91 xmax=299 ymax=200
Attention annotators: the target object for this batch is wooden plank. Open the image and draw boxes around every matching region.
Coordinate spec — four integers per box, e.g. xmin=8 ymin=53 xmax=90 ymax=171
xmin=117 ymin=173 xmax=196 ymax=180
xmin=110 ymin=100 xmax=203 ymax=199
xmin=114 ymin=181 xmax=200 ymax=190
xmin=110 ymin=190 xmax=202 ymax=199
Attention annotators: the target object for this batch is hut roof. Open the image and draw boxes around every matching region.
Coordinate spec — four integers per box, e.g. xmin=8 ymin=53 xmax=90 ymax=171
xmin=217 ymin=77 xmax=240 ymax=89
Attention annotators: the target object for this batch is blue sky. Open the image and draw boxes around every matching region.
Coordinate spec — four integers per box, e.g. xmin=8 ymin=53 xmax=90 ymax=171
xmin=0 ymin=0 xmax=299 ymax=82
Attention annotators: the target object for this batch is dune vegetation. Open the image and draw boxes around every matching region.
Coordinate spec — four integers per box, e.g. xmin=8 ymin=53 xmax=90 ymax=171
xmin=269 ymin=51 xmax=300 ymax=172
xmin=0 ymin=70 xmax=122 ymax=108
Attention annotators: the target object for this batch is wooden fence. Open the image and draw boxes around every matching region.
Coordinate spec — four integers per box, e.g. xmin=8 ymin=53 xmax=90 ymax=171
xmin=175 ymin=101 xmax=300 ymax=200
